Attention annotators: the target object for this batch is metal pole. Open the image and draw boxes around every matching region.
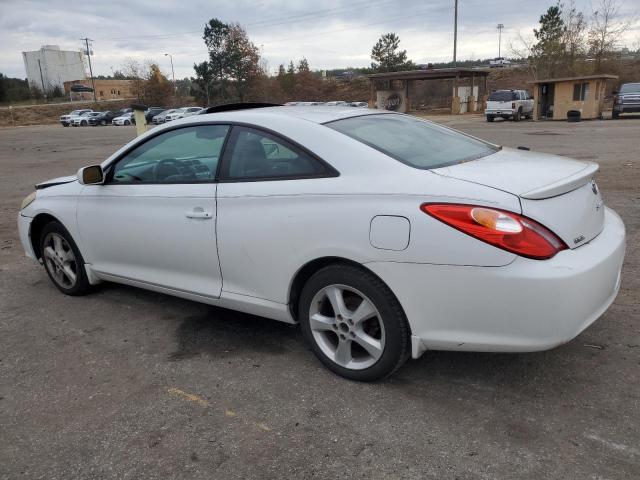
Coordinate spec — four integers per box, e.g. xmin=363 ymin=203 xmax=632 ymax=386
xmin=497 ymin=24 xmax=504 ymax=58
xmin=82 ymin=37 xmax=97 ymax=103
xmin=165 ymin=53 xmax=176 ymax=92
xmin=453 ymin=0 xmax=458 ymax=67
xmin=37 ymin=59 xmax=46 ymax=97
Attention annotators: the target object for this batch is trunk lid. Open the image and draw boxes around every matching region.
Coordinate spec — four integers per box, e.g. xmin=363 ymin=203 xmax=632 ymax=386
xmin=433 ymin=148 xmax=605 ymax=248
xmin=486 ymin=100 xmax=514 ymax=111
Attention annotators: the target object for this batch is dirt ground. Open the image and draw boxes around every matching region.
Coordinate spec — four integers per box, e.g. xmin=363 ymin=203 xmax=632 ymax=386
xmin=0 ymin=116 xmax=639 ymax=479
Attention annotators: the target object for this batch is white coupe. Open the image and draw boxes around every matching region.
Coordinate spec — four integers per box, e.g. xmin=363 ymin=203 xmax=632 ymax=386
xmin=18 ymin=105 xmax=626 ymax=380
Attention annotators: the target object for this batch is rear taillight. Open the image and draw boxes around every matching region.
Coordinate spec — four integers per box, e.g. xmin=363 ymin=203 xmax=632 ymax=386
xmin=511 ymin=102 xmax=516 ymax=109
xmin=420 ymin=204 xmax=567 ymax=260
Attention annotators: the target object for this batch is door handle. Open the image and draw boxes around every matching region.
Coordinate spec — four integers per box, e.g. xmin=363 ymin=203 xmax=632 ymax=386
xmin=185 ymin=208 xmax=212 ymax=219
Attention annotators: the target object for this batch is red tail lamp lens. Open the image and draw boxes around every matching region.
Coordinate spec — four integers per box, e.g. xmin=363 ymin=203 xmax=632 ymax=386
xmin=420 ymin=203 xmax=567 ymax=260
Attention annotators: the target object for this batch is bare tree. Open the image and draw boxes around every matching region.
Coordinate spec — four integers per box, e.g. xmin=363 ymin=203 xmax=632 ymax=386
xmin=562 ymin=0 xmax=587 ymax=69
xmin=588 ymin=0 xmax=633 ymax=70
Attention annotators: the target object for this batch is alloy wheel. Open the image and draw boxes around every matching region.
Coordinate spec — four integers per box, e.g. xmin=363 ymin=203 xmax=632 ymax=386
xmin=308 ymin=284 xmax=385 ymax=370
xmin=43 ymin=232 xmax=77 ymax=289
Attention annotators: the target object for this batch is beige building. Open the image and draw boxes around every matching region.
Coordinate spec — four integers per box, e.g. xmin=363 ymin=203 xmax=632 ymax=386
xmin=64 ymin=79 xmax=135 ymax=101
xmin=528 ymin=74 xmax=618 ymax=120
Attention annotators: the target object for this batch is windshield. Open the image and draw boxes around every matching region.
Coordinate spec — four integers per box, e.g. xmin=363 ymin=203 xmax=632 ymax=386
xmin=326 ymin=114 xmax=498 ymax=169
xmin=488 ymin=90 xmax=517 ymax=101
xmin=620 ymin=83 xmax=640 ymax=94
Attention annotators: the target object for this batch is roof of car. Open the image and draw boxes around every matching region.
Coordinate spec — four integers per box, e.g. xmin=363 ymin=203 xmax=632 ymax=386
xmin=196 ymin=105 xmax=391 ymax=124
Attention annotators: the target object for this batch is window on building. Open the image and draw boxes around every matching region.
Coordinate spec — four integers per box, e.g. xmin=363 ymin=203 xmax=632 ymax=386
xmin=117 ymin=90 xmax=121 ymax=95
xmin=573 ymin=82 xmax=590 ymax=101
xmin=99 ymin=91 xmax=104 ymax=97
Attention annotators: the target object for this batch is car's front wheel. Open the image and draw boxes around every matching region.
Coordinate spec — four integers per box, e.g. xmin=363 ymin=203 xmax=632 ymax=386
xmin=299 ymin=264 xmax=410 ymax=381
xmin=40 ymin=221 xmax=91 ymax=296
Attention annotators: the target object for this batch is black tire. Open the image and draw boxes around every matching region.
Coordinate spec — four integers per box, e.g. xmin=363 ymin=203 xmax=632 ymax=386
xmin=513 ymin=109 xmax=522 ymax=122
xmin=124 ymin=120 xmax=130 ymax=125
xmin=62 ymin=123 xmax=69 ymax=127
xmin=81 ymin=120 xmax=87 ymax=126
xmin=612 ymin=110 xmax=620 ymax=119
xmin=298 ymin=264 xmax=410 ymax=381
xmin=40 ymin=221 xmax=92 ymax=296
xmin=486 ymin=115 xmax=495 ymax=122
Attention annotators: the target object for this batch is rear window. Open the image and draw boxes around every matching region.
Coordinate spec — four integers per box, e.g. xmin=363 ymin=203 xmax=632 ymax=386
xmin=489 ymin=90 xmax=517 ymax=101
xmin=326 ymin=114 xmax=498 ymax=169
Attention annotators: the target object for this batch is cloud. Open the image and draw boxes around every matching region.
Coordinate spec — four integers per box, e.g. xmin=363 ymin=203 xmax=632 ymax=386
xmin=0 ymin=0 xmax=638 ymax=79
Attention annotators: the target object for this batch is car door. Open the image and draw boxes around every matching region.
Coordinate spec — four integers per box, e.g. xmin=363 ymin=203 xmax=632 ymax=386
xmin=77 ymin=124 xmax=230 ymax=298
xmin=216 ymin=126 xmax=338 ymax=303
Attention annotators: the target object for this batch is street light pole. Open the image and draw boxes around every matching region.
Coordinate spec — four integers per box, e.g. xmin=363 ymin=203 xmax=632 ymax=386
xmin=497 ymin=23 xmax=504 ymax=58
xmin=165 ymin=53 xmax=176 ymax=92
xmin=453 ymin=0 xmax=458 ymax=67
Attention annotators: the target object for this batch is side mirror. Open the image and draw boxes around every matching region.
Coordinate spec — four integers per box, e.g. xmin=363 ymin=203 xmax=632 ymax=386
xmin=77 ymin=165 xmax=104 ymax=185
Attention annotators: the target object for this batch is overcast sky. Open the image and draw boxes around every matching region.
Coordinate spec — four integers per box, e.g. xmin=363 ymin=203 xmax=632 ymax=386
xmin=1 ymin=0 xmax=638 ymax=79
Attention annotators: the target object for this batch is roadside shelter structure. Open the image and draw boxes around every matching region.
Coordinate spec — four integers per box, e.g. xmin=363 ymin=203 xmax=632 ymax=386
xmin=368 ymin=68 xmax=491 ymax=114
xmin=528 ymin=74 xmax=618 ymax=120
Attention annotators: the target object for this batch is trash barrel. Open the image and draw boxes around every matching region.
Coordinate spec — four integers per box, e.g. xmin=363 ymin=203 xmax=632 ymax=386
xmin=567 ymin=110 xmax=581 ymax=122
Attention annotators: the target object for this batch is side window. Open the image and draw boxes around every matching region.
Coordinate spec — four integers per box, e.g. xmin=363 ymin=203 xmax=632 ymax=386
xmin=110 ymin=125 xmax=229 ymax=184
xmin=221 ymin=127 xmax=329 ymax=180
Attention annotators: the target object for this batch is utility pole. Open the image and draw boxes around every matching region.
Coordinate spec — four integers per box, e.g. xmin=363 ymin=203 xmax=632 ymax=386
xmin=37 ymin=58 xmax=46 ymax=97
xmin=164 ymin=53 xmax=176 ymax=91
xmin=497 ymin=23 xmax=504 ymax=58
xmin=81 ymin=37 xmax=97 ymax=103
xmin=453 ymin=0 xmax=458 ymax=67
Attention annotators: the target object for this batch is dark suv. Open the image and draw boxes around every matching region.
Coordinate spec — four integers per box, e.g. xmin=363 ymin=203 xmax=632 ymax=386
xmin=89 ymin=111 xmax=118 ymax=126
xmin=613 ymin=83 xmax=640 ymax=118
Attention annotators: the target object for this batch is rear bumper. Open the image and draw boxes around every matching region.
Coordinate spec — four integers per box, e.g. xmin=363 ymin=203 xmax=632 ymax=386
xmin=367 ymin=207 xmax=626 ymax=357
xmin=485 ymin=109 xmax=514 ymax=116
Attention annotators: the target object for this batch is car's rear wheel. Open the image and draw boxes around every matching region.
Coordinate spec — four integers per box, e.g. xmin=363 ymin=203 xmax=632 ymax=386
xmin=81 ymin=120 xmax=87 ymax=126
xmin=486 ymin=115 xmax=495 ymax=122
xmin=40 ymin=222 xmax=91 ymax=296
xmin=124 ymin=120 xmax=130 ymax=125
xmin=299 ymin=264 xmax=410 ymax=381
xmin=612 ymin=110 xmax=620 ymax=119
xmin=513 ymin=109 xmax=522 ymax=122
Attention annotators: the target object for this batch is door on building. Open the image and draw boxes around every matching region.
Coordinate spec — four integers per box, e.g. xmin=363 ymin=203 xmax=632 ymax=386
xmin=538 ymin=83 xmax=555 ymax=119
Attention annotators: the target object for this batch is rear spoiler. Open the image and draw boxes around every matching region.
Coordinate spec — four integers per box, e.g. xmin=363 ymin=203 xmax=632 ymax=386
xmin=520 ymin=162 xmax=599 ymax=200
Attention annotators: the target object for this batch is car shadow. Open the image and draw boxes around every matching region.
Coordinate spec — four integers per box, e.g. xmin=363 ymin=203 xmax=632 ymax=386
xmin=94 ymin=282 xmax=581 ymax=389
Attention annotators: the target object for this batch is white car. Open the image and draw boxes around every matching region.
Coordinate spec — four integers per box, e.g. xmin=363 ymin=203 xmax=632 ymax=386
xmin=18 ymin=106 xmax=625 ymax=381
xmin=485 ymin=89 xmax=534 ymax=122
xmin=489 ymin=57 xmax=511 ymax=67
xmin=72 ymin=112 xmax=102 ymax=127
xmin=60 ymin=109 xmax=92 ymax=127
xmin=112 ymin=113 xmax=133 ymax=126
xmin=325 ymin=101 xmax=348 ymax=106
xmin=164 ymin=107 xmax=203 ymax=122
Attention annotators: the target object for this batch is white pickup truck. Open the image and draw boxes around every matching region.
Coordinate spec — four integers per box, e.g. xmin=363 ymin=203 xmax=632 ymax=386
xmin=485 ymin=89 xmax=534 ymax=122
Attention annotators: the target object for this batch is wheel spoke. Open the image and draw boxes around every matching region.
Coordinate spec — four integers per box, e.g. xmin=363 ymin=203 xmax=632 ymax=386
xmin=53 ymin=235 xmax=64 ymax=254
xmin=60 ymin=248 xmax=75 ymax=263
xmin=43 ymin=246 xmax=56 ymax=260
xmin=351 ymin=299 xmax=376 ymax=325
xmin=309 ymin=313 xmax=336 ymax=332
xmin=325 ymin=286 xmax=348 ymax=318
xmin=353 ymin=331 xmax=383 ymax=360
xmin=62 ymin=265 xmax=77 ymax=284
xmin=334 ymin=339 xmax=352 ymax=366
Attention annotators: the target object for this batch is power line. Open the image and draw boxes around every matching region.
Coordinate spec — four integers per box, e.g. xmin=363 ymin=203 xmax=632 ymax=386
xmin=104 ymin=0 xmax=396 ymax=41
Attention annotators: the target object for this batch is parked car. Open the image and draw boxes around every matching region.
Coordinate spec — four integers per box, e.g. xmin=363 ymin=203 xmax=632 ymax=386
xmin=144 ymin=107 xmax=166 ymax=123
xmin=325 ymin=101 xmax=348 ymax=106
xmin=72 ymin=112 xmax=102 ymax=127
xmin=613 ymin=82 xmax=640 ymax=119
xmin=284 ymin=102 xmax=299 ymax=106
xmin=59 ymin=109 xmax=92 ymax=127
xmin=18 ymin=106 xmax=625 ymax=381
xmin=350 ymin=102 xmax=368 ymax=108
xmin=489 ymin=57 xmax=511 ymax=67
xmin=152 ymin=109 xmax=178 ymax=124
xmin=112 ymin=112 xmax=134 ymax=126
xmin=485 ymin=89 xmax=534 ymax=122
xmin=89 ymin=111 xmax=118 ymax=126
xmin=164 ymin=107 xmax=204 ymax=122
